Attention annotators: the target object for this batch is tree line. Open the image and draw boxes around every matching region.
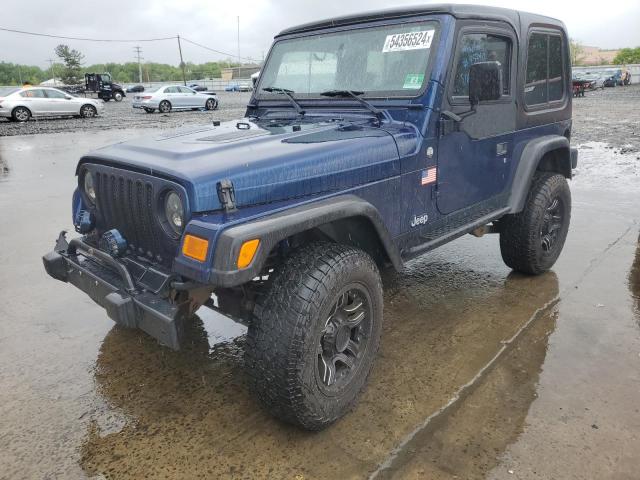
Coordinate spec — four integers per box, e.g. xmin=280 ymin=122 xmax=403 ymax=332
xmin=0 ymin=59 xmax=242 ymax=86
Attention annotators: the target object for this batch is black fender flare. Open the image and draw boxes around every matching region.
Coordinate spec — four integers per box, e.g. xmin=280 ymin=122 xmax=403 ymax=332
xmin=507 ymin=135 xmax=576 ymax=214
xmin=208 ymin=195 xmax=402 ymax=287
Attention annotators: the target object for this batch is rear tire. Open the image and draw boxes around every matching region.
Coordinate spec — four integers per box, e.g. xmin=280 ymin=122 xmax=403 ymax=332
xmin=159 ymin=100 xmax=171 ymax=113
xmin=12 ymin=106 xmax=31 ymax=122
xmin=499 ymin=173 xmax=571 ymax=275
xmin=245 ymin=242 xmax=383 ymax=430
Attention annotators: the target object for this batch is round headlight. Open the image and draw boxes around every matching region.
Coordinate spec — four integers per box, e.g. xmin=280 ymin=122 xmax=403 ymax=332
xmin=84 ymin=171 xmax=96 ymax=203
xmin=165 ymin=191 xmax=184 ymax=235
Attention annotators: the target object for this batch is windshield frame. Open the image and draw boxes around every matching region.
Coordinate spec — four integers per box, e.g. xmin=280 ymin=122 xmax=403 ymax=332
xmin=255 ymin=16 xmax=442 ymax=102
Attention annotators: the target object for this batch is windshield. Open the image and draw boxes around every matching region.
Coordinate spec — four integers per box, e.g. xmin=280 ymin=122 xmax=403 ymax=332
xmin=0 ymin=87 xmax=20 ymax=97
xmin=258 ymin=21 xmax=439 ymax=98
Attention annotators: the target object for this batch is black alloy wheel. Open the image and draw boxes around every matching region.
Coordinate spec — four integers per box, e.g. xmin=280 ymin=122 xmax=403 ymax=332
xmin=317 ymin=287 xmax=372 ymax=390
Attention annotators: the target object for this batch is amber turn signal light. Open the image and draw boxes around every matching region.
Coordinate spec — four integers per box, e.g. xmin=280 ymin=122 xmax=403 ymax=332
xmin=237 ymin=239 xmax=260 ymax=269
xmin=182 ymin=234 xmax=209 ymax=262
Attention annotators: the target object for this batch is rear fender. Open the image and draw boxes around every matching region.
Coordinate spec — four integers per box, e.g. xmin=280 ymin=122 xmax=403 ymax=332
xmin=508 ymin=135 xmax=575 ymax=214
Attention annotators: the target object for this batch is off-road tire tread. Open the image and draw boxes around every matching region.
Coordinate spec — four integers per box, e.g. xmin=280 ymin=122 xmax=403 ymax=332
xmin=500 ymin=172 xmax=571 ymax=274
xmin=245 ymin=241 xmax=382 ymax=430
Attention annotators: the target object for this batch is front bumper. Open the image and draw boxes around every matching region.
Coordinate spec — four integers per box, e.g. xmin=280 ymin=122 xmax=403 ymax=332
xmin=43 ymin=232 xmax=190 ymax=350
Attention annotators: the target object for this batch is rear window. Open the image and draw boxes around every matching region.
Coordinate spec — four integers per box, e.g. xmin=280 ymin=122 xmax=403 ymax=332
xmin=0 ymin=87 xmax=20 ymax=97
xmin=525 ymin=32 xmax=566 ymax=107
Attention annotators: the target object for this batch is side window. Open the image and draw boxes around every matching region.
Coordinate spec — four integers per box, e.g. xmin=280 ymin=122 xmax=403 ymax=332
xmin=45 ymin=89 xmax=66 ymax=99
xmin=548 ymin=35 xmax=564 ymax=101
xmin=178 ymin=86 xmax=193 ymax=94
xmin=20 ymin=89 xmax=46 ymax=98
xmin=452 ymin=33 xmax=511 ymax=97
xmin=525 ymin=32 xmax=566 ymax=106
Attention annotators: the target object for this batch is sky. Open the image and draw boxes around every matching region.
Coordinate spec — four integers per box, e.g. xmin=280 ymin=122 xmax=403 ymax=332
xmin=1 ymin=0 xmax=639 ymax=68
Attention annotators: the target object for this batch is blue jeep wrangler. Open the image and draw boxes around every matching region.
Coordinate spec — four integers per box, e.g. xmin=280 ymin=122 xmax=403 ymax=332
xmin=44 ymin=5 xmax=577 ymax=430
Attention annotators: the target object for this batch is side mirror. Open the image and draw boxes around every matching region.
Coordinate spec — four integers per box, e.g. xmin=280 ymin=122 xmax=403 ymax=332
xmin=65 ymin=95 xmax=73 ymax=100
xmin=468 ymin=61 xmax=503 ymax=106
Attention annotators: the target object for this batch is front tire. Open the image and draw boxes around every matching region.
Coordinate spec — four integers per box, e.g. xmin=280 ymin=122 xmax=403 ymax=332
xmin=113 ymin=91 xmax=123 ymax=102
xmin=500 ymin=173 xmax=571 ymax=275
xmin=246 ymin=242 xmax=383 ymax=430
xmin=159 ymin=100 xmax=172 ymax=113
xmin=205 ymin=98 xmax=217 ymax=110
xmin=80 ymin=104 xmax=97 ymax=118
xmin=143 ymin=107 xmax=155 ymax=113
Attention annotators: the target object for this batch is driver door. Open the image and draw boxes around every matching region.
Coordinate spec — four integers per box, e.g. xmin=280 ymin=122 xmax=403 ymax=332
xmin=43 ymin=89 xmax=75 ymax=114
xmin=436 ymin=24 xmax=517 ymax=215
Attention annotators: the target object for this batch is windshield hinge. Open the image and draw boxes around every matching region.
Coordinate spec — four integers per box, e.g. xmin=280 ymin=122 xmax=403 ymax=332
xmin=217 ymin=179 xmax=237 ymax=212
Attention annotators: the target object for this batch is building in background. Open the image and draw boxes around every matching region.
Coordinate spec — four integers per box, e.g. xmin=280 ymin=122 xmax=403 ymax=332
xmin=221 ymin=66 xmax=260 ymax=80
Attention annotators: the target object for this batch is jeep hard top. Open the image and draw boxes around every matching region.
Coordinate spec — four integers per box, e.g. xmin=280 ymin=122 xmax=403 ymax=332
xmin=44 ymin=4 xmax=577 ymax=430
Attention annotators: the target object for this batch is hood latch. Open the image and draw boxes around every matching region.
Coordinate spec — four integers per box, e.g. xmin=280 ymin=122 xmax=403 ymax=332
xmin=217 ymin=179 xmax=237 ymax=212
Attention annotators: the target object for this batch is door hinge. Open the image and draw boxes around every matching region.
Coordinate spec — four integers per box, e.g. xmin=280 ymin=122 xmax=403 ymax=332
xmin=216 ymin=179 xmax=237 ymax=212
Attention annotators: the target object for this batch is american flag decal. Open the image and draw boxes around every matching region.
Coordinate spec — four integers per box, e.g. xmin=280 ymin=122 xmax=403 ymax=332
xmin=421 ymin=167 xmax=437 ymax=186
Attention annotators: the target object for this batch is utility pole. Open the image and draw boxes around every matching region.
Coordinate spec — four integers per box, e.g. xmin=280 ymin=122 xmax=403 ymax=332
xmin=176 ymin=35 xmax=187 ymax=86
xmin=46 ymin=58 xmax=55 ymax=85
xmin=237 ymin=16 xmax=241 ymax=78
xmin=134 ymin=46 xmax=143 ymax=84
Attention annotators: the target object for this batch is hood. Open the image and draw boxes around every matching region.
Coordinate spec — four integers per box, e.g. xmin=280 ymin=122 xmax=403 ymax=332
xmin=82 ymin=117 xmax=408 ymax=212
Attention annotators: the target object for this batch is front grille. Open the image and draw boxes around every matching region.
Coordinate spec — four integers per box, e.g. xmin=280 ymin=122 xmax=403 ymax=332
xmin=91 ymin=166 xmax=180 ymax=266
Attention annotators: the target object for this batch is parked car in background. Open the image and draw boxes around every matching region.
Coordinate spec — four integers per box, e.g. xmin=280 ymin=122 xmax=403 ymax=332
xmin=0 ymin=86 xmax=104 ymax=122
xmin=126 ymin=85 xmax=145 ymax=93
xmin=580 ymin=72 xmax=605 ymax=89
xmin=188 ymin=83 xmax=208 ymax=92
xmin=132 ymin=85 xmax=218 ymax=113
xmin=598 ymin=69 xmax=620 ymax=87
xmin=225 ymin=82 xmax=252 ymax=92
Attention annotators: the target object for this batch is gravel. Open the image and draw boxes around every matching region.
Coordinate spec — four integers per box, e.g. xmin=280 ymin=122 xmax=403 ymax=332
xmin=1 ymin=85 xmax=639 ymax=153
xmin=572 ymin=83 xmax=640 ymax=152
xmin=0 ymin=91 xmax=252 ymax=137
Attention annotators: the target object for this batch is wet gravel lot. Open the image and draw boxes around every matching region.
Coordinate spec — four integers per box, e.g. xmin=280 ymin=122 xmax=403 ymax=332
xmin=0 ymin=86 xmax=639 ymax=479
xmin=0 ymin=91 xmax=252 ymax=137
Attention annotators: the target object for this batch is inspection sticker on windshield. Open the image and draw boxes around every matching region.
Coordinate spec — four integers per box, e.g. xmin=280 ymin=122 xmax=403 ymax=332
xmin=382 ymin=30 xmax=434 ymax=52
xmin=403 ymin=73 xmax=424 ymax=89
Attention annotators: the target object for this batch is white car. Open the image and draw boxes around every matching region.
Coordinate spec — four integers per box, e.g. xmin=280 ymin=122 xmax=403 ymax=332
xmin=132 ymin=85 xmax=218 ymax=114
xmin=0 ymin=86 xmax=104 ymax=122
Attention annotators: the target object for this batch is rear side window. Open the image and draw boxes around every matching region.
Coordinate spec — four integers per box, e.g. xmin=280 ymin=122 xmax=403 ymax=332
xmin=20 ymin=89 xmax=46 ymax=98
xmin=452 ymin=33 xmax=511 ymax=97
xmin=525 ymin=32 xmax=566 ymax=106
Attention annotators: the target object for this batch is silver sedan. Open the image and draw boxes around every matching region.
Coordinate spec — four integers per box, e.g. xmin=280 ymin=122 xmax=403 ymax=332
xmin=0 ymin=87 xmax=104 ymax=122
xmin=132 ymin=85 xmax=218 ymax=113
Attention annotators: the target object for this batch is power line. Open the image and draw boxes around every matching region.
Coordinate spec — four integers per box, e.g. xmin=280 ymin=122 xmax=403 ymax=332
xmin=0 ymin=26 xmax=176 ymax=42
xmin=0 ymin=25 xmax=259 ymax=65
xmin=180 ymin=37 xmax=255 ymax=62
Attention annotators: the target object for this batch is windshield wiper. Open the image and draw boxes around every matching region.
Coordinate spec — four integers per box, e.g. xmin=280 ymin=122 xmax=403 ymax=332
xmin=262 ymin=87 xmax=305 ymax=115
xmin=319 ymin=90 xmax=383 ymax=119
